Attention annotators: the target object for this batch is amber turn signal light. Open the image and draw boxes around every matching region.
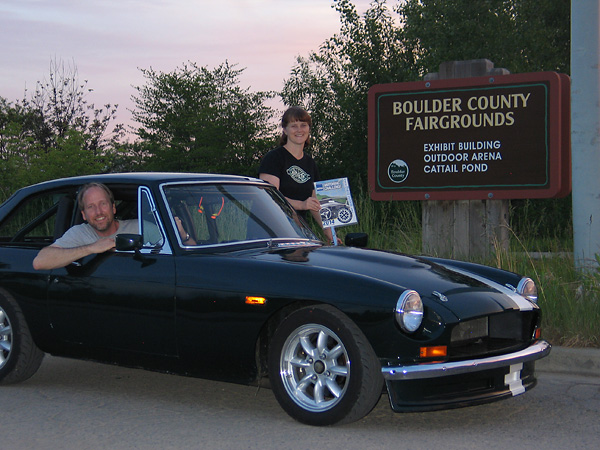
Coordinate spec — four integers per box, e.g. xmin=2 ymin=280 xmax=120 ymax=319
xmin=245 ymin=296 xmax=267 ymax=305
xmin=420 ymin=346 xmax=447 ymax=358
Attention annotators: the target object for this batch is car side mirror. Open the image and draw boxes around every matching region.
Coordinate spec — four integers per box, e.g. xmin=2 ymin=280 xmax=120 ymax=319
xmin=116 ymin=233 xmax=143 ymax=252
xmin=345 ymin=232 xmax=368 ymax=248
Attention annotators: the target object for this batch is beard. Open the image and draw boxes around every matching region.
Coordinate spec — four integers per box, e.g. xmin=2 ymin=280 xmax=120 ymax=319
xmin=89 ymin=215 xmax=115 ymax=233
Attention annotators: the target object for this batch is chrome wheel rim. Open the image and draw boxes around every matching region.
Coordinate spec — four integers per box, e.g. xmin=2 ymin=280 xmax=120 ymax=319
xmin=279 ymin=324 xmax=350 ymax=412
xmin=0 ymin=306 xmax=13 ymax=369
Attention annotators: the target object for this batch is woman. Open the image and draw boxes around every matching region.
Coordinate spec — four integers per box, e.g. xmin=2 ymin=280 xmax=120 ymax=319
xmin=259 ymin=106 xmax=337 ymax=244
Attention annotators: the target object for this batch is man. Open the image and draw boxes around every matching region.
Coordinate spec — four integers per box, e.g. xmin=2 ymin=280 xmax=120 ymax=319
xmin=32 ymin=183 xmax=139 ymax=270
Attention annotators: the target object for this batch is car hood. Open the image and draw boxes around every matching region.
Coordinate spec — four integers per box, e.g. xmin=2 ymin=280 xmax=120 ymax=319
xmin=256 ymin=244 xmax=536 ymax=320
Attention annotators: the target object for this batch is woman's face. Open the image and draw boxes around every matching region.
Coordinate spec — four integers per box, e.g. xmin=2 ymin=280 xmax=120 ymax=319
xmin=284 ymin=120 xmax=310 ymax=146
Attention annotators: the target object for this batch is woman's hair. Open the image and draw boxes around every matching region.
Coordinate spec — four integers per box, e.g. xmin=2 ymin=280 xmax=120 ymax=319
xmin=279 ymin=106 xmax=312 ymax=146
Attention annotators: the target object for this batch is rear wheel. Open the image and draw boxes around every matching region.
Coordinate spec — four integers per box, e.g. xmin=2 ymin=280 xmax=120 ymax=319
xmin=0 ymin=293 xmax=44 ymax=385
xmin=268 ymin=305 xmax=382 ymax=426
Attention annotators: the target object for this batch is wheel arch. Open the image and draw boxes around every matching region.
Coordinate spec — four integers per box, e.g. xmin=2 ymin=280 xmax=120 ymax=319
xmin=0 ymin=287 xmax=45 ymax=384
xmin=262 ymin=301 xmax=384 ymax=425
xmin=0 ymin=286 xmax=49 ymax=352
xmin=254 ymin=299 xmax=323 ymax=384
xmin=254 ymin=299 xmax=385 ymax=385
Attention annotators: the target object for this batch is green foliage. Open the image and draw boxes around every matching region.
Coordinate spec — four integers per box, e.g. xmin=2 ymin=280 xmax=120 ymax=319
xmin=509 ymin=196 xmax=573 ymax=248
xmin=399 ymin=0 xmax=570 ymax=75
xmin=130 ymin=61 xmax=277 ymax=176
xmin=22 ymin=58 xmax=124 ymax=154
xmin=281 ymin=0 xmax=417 ymax=187
xmin=0 ymin=59 xmax=125 ymax=201
xmin=493 ymin=248 xmax=599 ymax=348
xmin=281 ymin=0 xmax=570 ymax=195
xmin=282 ymin=0 xmax=572 ymax=256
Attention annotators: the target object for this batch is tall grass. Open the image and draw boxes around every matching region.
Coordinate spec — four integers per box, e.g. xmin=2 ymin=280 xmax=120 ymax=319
xmin=336 ymin=184 xmax=422 ymax=254
xmin=332 ymin=188 xmax=599 ymax=348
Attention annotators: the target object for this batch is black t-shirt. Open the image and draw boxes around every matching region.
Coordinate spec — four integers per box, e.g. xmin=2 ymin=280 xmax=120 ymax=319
xmin=258 ymin=146 xmax=320 ymax=204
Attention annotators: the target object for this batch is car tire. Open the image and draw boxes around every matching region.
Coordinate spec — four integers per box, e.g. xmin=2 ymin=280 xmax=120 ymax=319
xmin=0 ymin=292 xmax=44 ymax=385
xmin=268 ymin=305 xmax=382 ymax=426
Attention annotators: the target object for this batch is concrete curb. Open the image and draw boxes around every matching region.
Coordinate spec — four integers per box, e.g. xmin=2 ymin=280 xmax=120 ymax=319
xmin=536 ymin=345 xmax=600 ymax=378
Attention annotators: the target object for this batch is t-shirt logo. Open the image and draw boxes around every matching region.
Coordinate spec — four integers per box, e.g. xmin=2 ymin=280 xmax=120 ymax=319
xmin=287 ymin=165 xmax=311 ymax=184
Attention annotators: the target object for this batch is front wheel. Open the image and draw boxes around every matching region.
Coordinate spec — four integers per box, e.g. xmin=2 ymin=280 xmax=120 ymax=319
xmin=268 ymin=305 xmax=382 ymax=425
xmin=0 ymin=292 xmax=44 ymax=385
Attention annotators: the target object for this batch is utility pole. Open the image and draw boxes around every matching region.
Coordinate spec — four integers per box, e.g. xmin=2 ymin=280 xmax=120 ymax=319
xmin=571 ymin=0 xmax=600 ymax=270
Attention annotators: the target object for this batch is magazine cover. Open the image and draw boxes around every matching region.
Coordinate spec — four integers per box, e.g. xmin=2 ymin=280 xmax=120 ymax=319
xmin=314 ymin=177 xmax=358 ymax=228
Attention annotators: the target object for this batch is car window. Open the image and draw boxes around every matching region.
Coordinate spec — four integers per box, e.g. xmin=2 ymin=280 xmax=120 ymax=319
xmin=162 ymin=183 xmax=318 ymax=247
xmin=0 ymin=191 xmax=71 ymax=246
xmin=139 ymin=187 xmax=165 ymax=249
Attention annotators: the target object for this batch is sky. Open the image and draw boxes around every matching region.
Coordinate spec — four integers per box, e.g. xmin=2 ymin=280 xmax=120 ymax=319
xmin=0 ymin=0 xmax=372 ymax=133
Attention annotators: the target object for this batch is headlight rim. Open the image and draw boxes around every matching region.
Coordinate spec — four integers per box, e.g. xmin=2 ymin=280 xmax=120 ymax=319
xmin=395 ymin=289 xmax=424 ymax=333
xmin=517 ymin=277 xmax=538 ymax=303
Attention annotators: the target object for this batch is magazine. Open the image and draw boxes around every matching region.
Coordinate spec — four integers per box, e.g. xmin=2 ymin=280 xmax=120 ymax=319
xmin=314 ymin=177 xmax=358 ymax=228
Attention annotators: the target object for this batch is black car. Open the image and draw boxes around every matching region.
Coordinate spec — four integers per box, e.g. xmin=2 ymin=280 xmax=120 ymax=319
xmin=0 ymin=173 xmax=550 ymax=425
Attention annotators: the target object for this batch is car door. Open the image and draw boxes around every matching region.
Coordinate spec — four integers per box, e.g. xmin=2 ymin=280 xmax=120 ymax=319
xmin=47 ymin=187 xmax=178 ymax=357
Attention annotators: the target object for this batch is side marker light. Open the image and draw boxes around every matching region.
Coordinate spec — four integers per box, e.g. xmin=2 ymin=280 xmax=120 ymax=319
xmin=245 ymin=296 xmax=267 ymax=305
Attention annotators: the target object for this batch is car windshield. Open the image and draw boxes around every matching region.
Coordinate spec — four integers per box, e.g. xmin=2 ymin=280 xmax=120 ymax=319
xmin=162 ymin=182 xmax=319 ymax=247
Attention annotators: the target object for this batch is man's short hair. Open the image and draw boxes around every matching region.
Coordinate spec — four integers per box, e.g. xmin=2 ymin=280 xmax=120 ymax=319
xmin=77 ymin=182 xmax=115 ymax=211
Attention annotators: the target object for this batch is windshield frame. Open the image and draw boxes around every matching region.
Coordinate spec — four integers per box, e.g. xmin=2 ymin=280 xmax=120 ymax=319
xmin=159 ymin=180 xmax=322 ymax=251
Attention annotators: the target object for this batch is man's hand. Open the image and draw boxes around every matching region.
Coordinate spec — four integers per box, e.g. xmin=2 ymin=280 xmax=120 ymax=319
xmin=88 ymin=237 xmax=116 ymax=254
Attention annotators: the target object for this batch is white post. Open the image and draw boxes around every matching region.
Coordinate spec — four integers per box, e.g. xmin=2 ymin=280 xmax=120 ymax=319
xmin=571 ymin=0 xmax=600 ymax=270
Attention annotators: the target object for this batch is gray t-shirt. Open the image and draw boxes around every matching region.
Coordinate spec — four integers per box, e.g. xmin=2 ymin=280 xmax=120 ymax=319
xmin=53 ymin=219 xmax=140 ymax=248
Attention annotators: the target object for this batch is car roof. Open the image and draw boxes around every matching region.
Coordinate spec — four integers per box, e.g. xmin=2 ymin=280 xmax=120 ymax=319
xmin=30 ymin=172 xmax=260 ymax=187
xmin=1 ymin=172 xmax=266 ymax=212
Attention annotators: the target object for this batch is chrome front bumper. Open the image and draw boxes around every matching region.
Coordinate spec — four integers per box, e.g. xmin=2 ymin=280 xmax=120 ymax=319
xmin=382 ymin=340 xmax=551 ymax=381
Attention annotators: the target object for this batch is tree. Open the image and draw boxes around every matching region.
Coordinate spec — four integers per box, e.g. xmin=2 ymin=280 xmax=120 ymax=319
xmin=281 ymin=0 xmax=416 ymax=186
xmin=130 ymin=61 xmax=276 ymax=176
xmin=0 ymin=59 xmax=126 ymax=200
xmin=1 ymin=96 xmax=118 ymax=201
xmin=0 ymin=97 xmax=37 ymax=199
xmin=282 ymin=0 xmax=570 ymax=186
xmin=281 ymin=0 xmax=571 ymax=242
xmin=399 ymin=0 xmax=572 ymax=241
xmin=399 ymin=0 xmax=570 ymax=76
xmin=22 ymin=58 xmax=124 ymax=156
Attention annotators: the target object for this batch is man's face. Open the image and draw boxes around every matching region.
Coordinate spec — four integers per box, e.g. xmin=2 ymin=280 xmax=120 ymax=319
xmin=81 ymin=186 xmax=117 ymax=235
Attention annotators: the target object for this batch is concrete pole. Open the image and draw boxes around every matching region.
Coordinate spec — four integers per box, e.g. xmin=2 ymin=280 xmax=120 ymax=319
xmin=571 ymin=0 xmax=600 ymax=270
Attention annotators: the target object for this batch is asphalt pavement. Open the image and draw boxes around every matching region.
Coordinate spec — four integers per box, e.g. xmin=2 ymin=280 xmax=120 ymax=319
xmin=1 ymin=343 xmax=597 ymax=450
xmin=537 ymin=344 xmax=600 ymax=377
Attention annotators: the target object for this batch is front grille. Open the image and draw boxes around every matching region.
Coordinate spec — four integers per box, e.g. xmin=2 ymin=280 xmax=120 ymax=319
xmin=448 ymin=310 xmax=539 ymax=359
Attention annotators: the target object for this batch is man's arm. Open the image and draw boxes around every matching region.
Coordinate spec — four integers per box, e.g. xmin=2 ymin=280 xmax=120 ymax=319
xmin=32 ymin=238 xmax=116 ymax=270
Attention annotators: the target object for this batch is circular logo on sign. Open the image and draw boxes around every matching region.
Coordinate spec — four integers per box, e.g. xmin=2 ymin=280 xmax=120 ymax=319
xmin=388 ymin=159 xmax=409 ymax=183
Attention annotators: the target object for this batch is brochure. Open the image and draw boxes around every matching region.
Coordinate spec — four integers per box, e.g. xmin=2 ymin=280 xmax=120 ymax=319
xmin=314 ymin=177 xmax=358 ymax=228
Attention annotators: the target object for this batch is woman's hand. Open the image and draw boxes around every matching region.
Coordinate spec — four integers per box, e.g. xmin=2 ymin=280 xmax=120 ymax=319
xmin=303 ymin=197 xmax=321 ymax=212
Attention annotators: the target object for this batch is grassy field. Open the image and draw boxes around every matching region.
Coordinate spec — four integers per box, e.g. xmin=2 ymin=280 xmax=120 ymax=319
xmin=328 ymin=189 xmax=600 ymax=348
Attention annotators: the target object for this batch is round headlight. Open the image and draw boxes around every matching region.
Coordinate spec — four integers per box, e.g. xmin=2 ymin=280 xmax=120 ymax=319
xmin=395 ymin=290 xmax=424 ymax=333
xmin=517 ymin=277 xmax=538 ymax=303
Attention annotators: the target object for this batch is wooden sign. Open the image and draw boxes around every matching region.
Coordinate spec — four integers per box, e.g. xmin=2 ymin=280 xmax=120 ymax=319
xmin=368 ymin=72 xmax=570 ymax=200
